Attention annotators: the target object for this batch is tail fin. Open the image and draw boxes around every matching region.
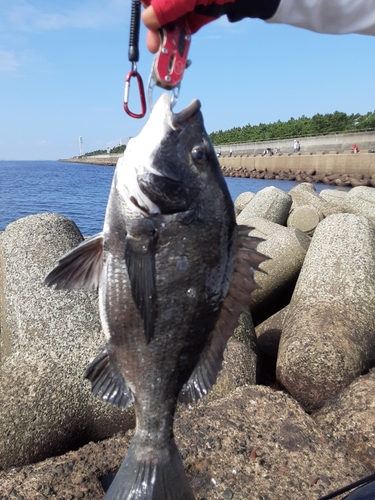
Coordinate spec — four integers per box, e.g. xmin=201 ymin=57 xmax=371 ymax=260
xmin=105 ymin=434 xmax=195 ymax=500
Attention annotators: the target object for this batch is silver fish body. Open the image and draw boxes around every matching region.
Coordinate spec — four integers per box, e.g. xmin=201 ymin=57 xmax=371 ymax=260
xmin=45 ymin=94 xmax=267 ymax=500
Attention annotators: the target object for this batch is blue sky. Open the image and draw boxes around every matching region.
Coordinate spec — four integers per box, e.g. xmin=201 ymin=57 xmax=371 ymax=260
xmin=1 ymin=0 xmax=374 ymax=160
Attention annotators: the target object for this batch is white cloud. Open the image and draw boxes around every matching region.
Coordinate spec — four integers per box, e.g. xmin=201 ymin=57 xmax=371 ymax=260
xmin=0 ymin=48 xmax=37 ymax=75
xmin=0 ymin=0 xmax=129 ymax=32
xmin=0 ymin=49 xmax=21 ymax=74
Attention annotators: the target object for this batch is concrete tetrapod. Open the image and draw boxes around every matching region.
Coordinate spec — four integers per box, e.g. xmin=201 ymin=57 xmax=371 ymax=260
xmin=0 ymin=213 xmax=135 ymax=468
xmin=343 ymin=186 xmax=375 ymax=223
xmin=243 ymin=217 xmax=311 ymax=326
xmin=236 ymin=186 xmax=292 ymax=226
xmin=276 ymin=213 xmax=375 ymax=412
xmin=234 ymin=191 xmax=255 ymax=217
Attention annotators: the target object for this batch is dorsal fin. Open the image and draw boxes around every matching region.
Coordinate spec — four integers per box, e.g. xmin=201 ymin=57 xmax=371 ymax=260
xmin=178 ymin=225 xmax=269 ymax=406
xmin=44 ymin=233 xmax=103 ymax=290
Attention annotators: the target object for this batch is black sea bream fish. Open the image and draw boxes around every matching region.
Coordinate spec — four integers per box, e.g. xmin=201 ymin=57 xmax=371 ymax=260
xmin=45 ymin=93 xmax=267 ymax=500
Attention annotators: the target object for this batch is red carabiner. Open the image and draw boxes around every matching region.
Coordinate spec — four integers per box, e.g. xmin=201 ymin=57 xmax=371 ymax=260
xmin=124 ymin=69 xmax=146 ymax=119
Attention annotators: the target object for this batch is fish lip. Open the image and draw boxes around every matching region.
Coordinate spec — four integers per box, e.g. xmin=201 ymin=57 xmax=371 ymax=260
xmin=172 ymin=99 xmax=201 ymax=131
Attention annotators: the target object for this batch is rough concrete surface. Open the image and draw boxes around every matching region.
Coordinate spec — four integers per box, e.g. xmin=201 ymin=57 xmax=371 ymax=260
xmin=289 ymin=186 xmax=339 ymax=218
xmin=319 ymin=188 xmax=349 ymax=211
xmin=0 ymin=214 xmax=135 ymax=469
xmin=276 ymin=213 xmax=375 ymax=412
xmin=236 ymin=186 xmax=292 ymax=226
xmin=0 ymin=385 xmax=370 ymax=499
xmin=244 ymin=218 xmax=311 ymax=326
xmin=313 ymin=368 xmax=375 ymax=471
xmin=344 ymin=185 xmax=375 ymax=222
xmin=234 ymin=191 xmax=255 ymax=217
xmin=2 ymin=181 xmax=375 ymax=500
xmin=287 ymin=205 xmax=320 ymax=236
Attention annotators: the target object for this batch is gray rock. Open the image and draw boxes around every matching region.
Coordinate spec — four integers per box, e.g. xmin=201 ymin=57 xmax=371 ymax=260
xmin=244 ymin=218 xmax=310 ymax=326
xmin=314 ymin=368 xmax=375 ymax=470
xmin=177 ymin=386 xmax=369 ymax=499
xmin=0 ymin=213 xmax=134 ymax=468
xmin=276 ymin=213 xmax=375 ymax=412
xmin=289 ymin=182 xmax=317 ymax=194
xmin=343 ymin=186 xmax=375 ymax=223
xmin=234 ymin=191 xmax=255 ymax=216
xmin=236 ymin=186 xmax=292 ymax=226
xmin=289 ymin=184 xmax=340 ymax=218
xmin=231 ymin=307 xmax=256 ymax=347
xmin=287 ymin=205 xmax=320 ymax=236
xmin=205 ymin=339 xmax=257 ymax=403
xmin=0 ymin=385 xmax=370 ymax=499
xmin=319 ymin=188 xmax=349 ymax=211
xmin=204 ymin=309 xmax=258 ymax=402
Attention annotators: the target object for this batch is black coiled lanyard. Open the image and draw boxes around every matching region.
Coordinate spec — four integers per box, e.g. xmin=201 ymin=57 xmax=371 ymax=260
xmin=123 ymin=0 xmax=146 ymax=118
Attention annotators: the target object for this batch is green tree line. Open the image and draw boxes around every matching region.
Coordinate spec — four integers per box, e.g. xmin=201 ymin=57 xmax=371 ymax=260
xmin=209 ymin=110 xmax=375 ymax=145
xmin=85 ymin=145 xmax=126 ymax=156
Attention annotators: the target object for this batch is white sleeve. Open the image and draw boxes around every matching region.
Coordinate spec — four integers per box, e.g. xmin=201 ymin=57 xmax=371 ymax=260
xmin=267 ymin=0 xmax=375 ymax=35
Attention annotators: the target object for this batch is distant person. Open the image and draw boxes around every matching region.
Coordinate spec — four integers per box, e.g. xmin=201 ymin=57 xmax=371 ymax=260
xmin=262 ymin=148 xmax=273 ymax=156
xmin=217 ymin=147 xmax=221 ymax=157
xmin=229 ymin=147 xmax=233 ymax=157
xmin=352 ymin=144 xmax=360 ymax=153
xmin=294 ymin=139 xmax=298 ymax=153
xmin=141 ymin=1 xmax=375 ymax=55
xmin=296 ymin=140 xmax=300 ymax=152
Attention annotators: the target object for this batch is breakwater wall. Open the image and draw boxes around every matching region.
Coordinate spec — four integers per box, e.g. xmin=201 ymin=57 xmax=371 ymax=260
xmin=220 ymin=152 xmax=375 ymax=176
xmin=217 ymin=130 xmax=375 ymax=156
xmin=59 ymin=153 xmax=121 ymax=166
xmin=219 ymin=152 xmax=375 ymax=187
xmin=60 ymin=151 xmax=375 ymax=187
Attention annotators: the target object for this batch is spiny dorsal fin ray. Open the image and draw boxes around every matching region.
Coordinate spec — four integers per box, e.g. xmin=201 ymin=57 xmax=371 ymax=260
xmin=125 ymin=232 xmax=157 ymax=343
xmin=44 ymin=233 xmax=103 ymax=290
xmin=84 ymin=345 xmax=134 ymax=409
xmin=178 ymin=225 xmax=269 ymax=406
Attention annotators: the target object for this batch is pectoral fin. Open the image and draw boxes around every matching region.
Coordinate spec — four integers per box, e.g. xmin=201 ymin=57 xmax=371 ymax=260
xmin=178 ymin=225 xmax=269 ymax=406
xmin=44 ymin=233 xmax=103 ymax=290
xmin=125 ymin=231 xmax=157 ymax=343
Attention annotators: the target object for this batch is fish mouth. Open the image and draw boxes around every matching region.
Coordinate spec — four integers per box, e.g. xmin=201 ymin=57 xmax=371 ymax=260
xmin=172 ymin=98 xmax=201 ymax=131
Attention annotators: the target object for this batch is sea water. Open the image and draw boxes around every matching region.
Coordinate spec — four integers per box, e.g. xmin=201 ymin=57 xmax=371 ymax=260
xmin=0 ymin=160 xmax=339 ymax=236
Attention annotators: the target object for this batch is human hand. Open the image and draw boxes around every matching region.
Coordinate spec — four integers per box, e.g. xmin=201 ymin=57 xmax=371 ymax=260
xmin=141 ymin=5 xmax=161 ymax=53
xmin=141 ymin=0 xmax=223 ymax=53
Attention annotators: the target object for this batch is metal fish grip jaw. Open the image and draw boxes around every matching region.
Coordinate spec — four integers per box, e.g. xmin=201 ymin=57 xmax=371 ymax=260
xmin=148 ymin=20 xmax=192 ymax=111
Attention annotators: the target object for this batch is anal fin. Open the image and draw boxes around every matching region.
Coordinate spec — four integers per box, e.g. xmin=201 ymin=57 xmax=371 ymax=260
xmin=84 ymin=346 xmax=134 ymax=409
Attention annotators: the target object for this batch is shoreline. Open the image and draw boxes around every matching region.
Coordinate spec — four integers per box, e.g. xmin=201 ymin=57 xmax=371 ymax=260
xmin=60 ymin=151 xmax=375 ymax=188
xmin=59 ymin=154 xmax=121 ymax=166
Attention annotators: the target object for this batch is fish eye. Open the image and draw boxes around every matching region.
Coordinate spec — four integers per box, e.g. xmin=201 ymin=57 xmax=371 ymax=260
xmin=191 ymin=146 xmax=207 ymax=165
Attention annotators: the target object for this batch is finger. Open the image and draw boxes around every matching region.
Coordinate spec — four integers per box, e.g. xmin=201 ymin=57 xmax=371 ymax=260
xmin=146 ymin=29 xmax=160 ymax=53
xmin=141 ymin=5 xmax=160 ymax=30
